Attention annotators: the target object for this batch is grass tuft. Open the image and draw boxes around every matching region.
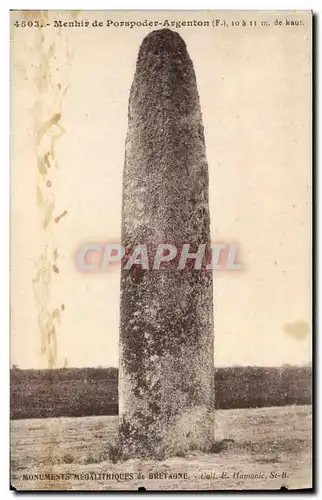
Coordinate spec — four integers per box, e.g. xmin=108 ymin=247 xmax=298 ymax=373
xmin=209 ymin=438 xmax=235 ymax=454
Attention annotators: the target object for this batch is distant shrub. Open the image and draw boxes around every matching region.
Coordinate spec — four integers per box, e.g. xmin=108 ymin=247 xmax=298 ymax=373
xmin=10 ymin=366 xmax=311 ymax=420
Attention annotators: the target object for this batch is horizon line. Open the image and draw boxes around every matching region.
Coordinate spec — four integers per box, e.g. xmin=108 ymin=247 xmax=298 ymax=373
xmin=11 ymin=363 xmax=312 ymax=370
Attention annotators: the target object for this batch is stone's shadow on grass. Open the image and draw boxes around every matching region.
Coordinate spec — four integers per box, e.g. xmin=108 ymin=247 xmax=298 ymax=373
xmin=106 ymin=441 xmax=166 ymax=463
xmin=105 ymin=438 xmax=236 ymax=463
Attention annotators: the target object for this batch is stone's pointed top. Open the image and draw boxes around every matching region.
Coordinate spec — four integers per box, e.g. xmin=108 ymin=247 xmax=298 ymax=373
xmin=138 ymin=29 xmax=188 ymax=59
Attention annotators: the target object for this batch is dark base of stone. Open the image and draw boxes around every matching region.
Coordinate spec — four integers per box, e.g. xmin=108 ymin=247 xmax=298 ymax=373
xmin=108 ymin=428 xmax=234 ymax=462
xmin=116 ymin=406 xmax=215 ymax=460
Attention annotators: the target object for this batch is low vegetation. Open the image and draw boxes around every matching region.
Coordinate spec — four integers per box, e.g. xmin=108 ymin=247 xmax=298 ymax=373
xmin=10 ymin=365 xmax=311 ymax=420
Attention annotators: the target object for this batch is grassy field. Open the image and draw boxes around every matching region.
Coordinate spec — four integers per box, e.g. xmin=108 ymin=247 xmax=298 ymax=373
xmin=11 ymin=405 xmax=312 ymax=491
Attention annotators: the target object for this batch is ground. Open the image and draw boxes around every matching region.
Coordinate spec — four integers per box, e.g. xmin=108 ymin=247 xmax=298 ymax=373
xmin=11 ymin=405 xmax=312 ymax=491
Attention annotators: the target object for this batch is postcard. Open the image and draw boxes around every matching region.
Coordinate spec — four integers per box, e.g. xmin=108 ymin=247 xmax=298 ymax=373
xmin=10 ymin=10 xmax=312 ymax=491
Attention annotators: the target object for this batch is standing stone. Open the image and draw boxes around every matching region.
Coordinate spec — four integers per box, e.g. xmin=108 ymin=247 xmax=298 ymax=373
xmin=119 ymin=29 xmax=214 ymax=459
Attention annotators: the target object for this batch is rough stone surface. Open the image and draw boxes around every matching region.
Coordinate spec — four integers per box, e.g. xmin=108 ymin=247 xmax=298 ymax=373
xmin=119 ymin=29 xmax=214 ymax=459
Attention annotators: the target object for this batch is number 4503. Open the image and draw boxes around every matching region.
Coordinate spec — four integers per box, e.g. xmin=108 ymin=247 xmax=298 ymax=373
xmin=13 ymin=20 xmax=44 ymax=28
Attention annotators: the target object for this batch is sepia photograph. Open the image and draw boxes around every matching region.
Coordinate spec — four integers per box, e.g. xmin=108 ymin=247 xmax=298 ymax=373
xmin=10 ymin=10 xmax=312 ymax=491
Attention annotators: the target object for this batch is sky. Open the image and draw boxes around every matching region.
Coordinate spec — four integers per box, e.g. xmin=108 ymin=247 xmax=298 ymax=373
xmin=11 ymin=10 xmax=311 ymax=369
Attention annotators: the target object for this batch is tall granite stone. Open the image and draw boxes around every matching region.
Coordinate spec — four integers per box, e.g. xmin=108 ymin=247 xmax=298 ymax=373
xmin=119 ymin=29 xmax=214 ymax=458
